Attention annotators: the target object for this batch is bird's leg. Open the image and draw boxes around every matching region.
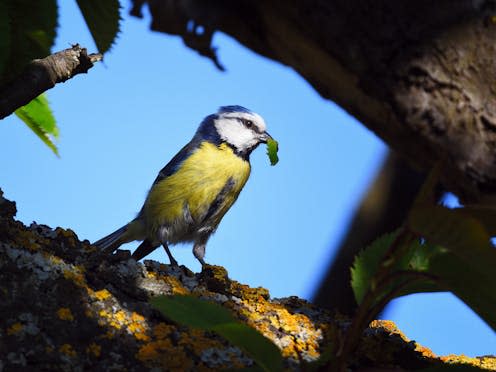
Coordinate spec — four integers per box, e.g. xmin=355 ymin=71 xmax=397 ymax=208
xmin=162 ymin=242 xmax=178 ymax=267
xmin=192 ymin=241 xmax=207 ymax=267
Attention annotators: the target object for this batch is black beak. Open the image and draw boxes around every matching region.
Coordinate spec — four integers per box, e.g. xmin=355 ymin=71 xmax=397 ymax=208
xmin=259 ymin=131 xmax=273 ymax=143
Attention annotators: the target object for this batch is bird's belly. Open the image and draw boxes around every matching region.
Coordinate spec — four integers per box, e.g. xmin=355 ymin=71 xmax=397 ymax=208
xmin=143 ymin=142 xmax=251 ymax=242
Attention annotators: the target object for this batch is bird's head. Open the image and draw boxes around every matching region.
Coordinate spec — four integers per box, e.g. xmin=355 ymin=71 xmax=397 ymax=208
xmin=196 ymin=106 xmax=272 ymax=158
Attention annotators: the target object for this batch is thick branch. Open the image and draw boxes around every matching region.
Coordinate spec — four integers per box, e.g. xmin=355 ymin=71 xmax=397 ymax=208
xmin=1 ymin=189 xmax=493 ymax=370
xmin=0 ymin=44 xmax=102 ymax=119
xmin=134 ymin=0 xmax=496 ymax=202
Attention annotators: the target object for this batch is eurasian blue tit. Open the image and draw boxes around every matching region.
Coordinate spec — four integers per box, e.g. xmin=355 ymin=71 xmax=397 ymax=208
xmin=94 ymin=106 xmax=273 ymax=266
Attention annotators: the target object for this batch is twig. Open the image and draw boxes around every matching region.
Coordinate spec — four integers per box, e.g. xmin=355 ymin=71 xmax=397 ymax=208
xmin=0 ymin=44 xmax=103 ymax=119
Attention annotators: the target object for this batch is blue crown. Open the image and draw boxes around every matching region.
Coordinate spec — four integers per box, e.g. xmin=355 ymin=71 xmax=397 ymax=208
xmin=218 ymin=105 xmax=253 ymax=115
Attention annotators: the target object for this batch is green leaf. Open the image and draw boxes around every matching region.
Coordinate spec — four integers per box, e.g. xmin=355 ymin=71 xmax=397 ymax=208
xmin=266 ymin=139 xmax=279 ymax=166
xmin=75 ymin=0 xmax=121 ymax=54
xmin=351 ymin=232 xmax=448 ymax=305
xmin=458 ymin=205 xmax=496 ymax=236
xmin=427 ymin=250 xmax=496 ymax=331
xmin=409 ymin=205 xmax=496 ymax=330
xmin=392 ymin=243 xmax=446 ymax=298
xmin=15 ymin=94 xmax=59 ymax=156
xmin=351 ymin=231 xmax=398 ymax=305
xmin=212 ymin=323 xmax=283 ymax=372
xmin=1 ymin=0 xmax=57 ymax=85
xmin=151 ymin=295 xmax=284 ymax=372
xmin=150 ymin=294 xmax=238 ymax=329
xmin=409 ymin=205 xmax=496 ymax=286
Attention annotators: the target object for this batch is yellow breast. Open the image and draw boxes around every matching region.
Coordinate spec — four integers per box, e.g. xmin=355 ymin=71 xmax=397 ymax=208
xmin=143 ymin=142 xmax=251 ymax=232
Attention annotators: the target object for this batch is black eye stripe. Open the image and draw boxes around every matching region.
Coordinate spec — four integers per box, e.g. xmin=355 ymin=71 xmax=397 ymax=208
xmin=241 ymin=118 xmax=261 ymax=133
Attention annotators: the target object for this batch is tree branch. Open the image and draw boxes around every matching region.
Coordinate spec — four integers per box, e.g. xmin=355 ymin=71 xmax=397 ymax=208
xmin=0 ymin=44 xmax=102 ymax=119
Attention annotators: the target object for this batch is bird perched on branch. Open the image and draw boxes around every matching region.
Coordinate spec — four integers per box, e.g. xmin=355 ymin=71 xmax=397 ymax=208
xmin=94 ymin=106 xmax=273 ymax=266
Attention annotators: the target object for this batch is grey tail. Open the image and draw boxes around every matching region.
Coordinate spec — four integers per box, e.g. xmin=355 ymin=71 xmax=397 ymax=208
xmin=93 ymin=225 xmax=128 ymax=254
xmin=132 ymin=239 xmax=157 ymax=261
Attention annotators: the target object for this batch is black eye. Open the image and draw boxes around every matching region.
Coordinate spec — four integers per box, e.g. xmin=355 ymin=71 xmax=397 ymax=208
xmin=244 ymin=120 xmax=254 ymax=128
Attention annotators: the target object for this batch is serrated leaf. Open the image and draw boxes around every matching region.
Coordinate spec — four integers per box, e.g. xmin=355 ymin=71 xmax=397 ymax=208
xmin=351 ymin=232 xmax=447 ymax=305
xmin=409 ymin=205 xmax=496 ymax=284
xmin=15 ymin=94 xmax=59 ymax=156
xmin=1 ymin=0 xmax=57 ymax=85
xmin=409 ymin=205 xmax=496 ymax=330
xmin=76 ymin=0 xmax=121 ymax=54
xmin=351 ymin=231 xmax=399 ymax=305
xmin=151 ymin=295 xmax=283 ymax=372
xmin=392 ymin=243 xmax=446 ymax=298
xmin=266 ymin=138 xmax=279 ymax=166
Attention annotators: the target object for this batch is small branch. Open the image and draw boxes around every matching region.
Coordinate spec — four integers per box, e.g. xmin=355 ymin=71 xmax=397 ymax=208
xmin=0 ymin=44 xmax=103 ymax=119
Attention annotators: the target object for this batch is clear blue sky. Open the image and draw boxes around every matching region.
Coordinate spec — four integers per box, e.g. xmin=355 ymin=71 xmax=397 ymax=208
xmin=2 ymin=1 xmax=494 ymax=357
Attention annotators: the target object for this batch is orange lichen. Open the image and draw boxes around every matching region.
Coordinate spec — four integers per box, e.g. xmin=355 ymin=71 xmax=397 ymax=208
xmin=178 ymin=328 xmax=225 ymax=356
xmin=137 ymin=339 xmax=194 ymax=370
xmin=415 ymin=344 xmax=436 ymax=359
xmin=59 ymin=344 xmax=77 ymax=357
xmin=57 ymin=307 xmax=74 ymax=321
xmin=131 ymin=312 xmax=145 ymax=323
xmin=440 ymin=354 xmax=496 ymax=370
xmin=6 ymin=322 xmax=23 ymax=335
xmin=86 ymin=342 xmax=101 ymax=357
xmin=369 ymin=320 xmax=409 ymax=341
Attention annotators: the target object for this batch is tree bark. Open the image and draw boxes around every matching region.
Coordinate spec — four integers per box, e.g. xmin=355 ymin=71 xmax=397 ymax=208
xmin=0 ymin=44 xmax=102 ymax=119
xmin=132 ymin=0 xmax=496 ymax=202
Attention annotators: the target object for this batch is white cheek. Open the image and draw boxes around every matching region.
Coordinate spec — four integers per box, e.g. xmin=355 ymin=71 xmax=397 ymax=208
xmin=215 ymin=120 xmax=258 ymax=150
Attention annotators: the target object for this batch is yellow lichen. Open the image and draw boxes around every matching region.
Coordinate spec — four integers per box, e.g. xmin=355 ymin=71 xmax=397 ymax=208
xmin=57 ymin=307 xmax=74 ymax=321
xmin=86 ymin=342 xmax=101 ymax=357
xmin=49 ymin=255 xmax=64 ymax=265
xmin=94 ymin=289 xmax=111 ymax=301
xmin=165 ymin=276 xmax=190 ymax=295
xmin=6 ymin=322 xmax=23 ymax=335
xmin=63 ymin=268 xmax=86 ymax=287
xmin=128 ymin=322 xmax=150 ymax=341
xmin=59 ymin=344 xmax=77 ymax=357
xmin=114 ymin=310 xmax=127 ymax=324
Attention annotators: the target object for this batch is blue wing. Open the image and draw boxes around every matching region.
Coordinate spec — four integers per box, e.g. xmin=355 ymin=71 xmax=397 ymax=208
xmin=151 ymin=140 xmax=200 ymax=185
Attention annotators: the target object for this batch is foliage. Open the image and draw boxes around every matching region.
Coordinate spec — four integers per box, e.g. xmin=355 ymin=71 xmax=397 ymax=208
xmin=150 ymin=295 xmax=283 ymax=372
xmin=15 ymin=94 xmax=59 ymax=155
xmin=75 ymin=0 xmax=121 ymax=54
xmin=337 ymin=163 xmax=496 ymax=370
xmin=0 ymin=0 xmax=121 ymax=154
